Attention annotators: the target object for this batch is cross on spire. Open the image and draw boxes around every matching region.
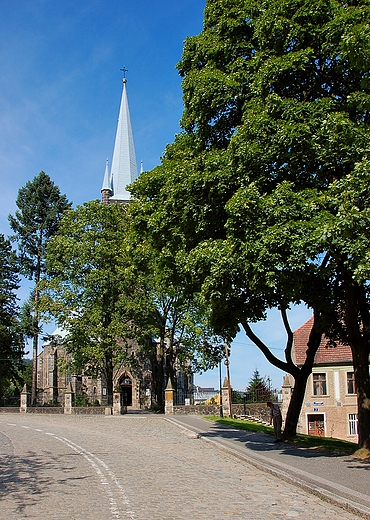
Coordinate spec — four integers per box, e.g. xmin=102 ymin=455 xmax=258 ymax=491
xmin=120 ymin=66 xmax=128 ymax=80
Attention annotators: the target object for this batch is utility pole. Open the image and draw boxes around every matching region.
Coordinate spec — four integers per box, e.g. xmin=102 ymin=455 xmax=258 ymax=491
xmin=219 ymin=359 xmax=223 ymax=417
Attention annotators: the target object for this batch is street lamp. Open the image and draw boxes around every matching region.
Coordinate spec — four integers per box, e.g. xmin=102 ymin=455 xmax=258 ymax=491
xmin=224 ymin=341 xmax=233 ymax=418
xmin=219 ymin=359 xmax=223 ymax=418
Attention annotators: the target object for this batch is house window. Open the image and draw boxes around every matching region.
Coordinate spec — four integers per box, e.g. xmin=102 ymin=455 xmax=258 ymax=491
xmin=347 ymin=372 xmax=356 ymax=394
xmin=313 ymin=373 xmax=327 ymax=396
xmin=349 ymin=413 xmax=358 ymax=435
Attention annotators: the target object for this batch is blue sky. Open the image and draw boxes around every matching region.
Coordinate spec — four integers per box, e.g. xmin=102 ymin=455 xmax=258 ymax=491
xmin=0 ymin=0 xmax=312 ymax=391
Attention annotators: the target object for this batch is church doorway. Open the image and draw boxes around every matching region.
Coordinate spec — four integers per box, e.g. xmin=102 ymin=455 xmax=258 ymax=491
xmin=120 ymin=375 xmax=133 ymax=407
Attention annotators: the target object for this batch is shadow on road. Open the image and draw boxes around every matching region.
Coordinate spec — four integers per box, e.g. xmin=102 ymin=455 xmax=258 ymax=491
xmin=198 ymin=422 xmax=351 ymax=459
xmin=0 ymin=449 xmax=89 ymax=514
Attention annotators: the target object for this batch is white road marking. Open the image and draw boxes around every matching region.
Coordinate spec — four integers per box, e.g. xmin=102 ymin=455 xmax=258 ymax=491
xmin=2 ymin=422 xmax=136 ymax=519
xmin=47 ymin=432 xmax=136 ymax=520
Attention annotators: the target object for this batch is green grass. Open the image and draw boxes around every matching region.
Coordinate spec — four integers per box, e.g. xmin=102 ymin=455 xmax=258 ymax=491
xmin=204 ymin=416 xmax=358 ymax=455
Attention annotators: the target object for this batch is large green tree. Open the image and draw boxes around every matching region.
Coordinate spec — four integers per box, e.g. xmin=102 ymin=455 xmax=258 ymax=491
xmin=130 ymin=0 xmax=370 ymax=446
xmin=41 ymin=198 xmax=223 ymax=410
xmin=9 ymin=171 xmax=71 ymax=405
xmin=39 ymin=200 xmax=147 ymax=406
xmin=0 ymin=234 xmax=25 ymax=404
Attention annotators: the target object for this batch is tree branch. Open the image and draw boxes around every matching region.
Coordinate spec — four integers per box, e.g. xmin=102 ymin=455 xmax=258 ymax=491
xmin=241 ymin=320 xmax=291 ymax=374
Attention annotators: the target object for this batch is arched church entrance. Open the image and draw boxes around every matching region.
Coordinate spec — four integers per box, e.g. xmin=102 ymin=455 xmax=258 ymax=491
xmin=119 ymin=374 xmax=133 ymax=407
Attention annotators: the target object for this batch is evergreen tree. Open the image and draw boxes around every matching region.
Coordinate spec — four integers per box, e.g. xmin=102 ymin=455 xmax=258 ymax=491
xmin=9 ymin=171 xmax=71 ymax=405
xmin=246 ymin=369 xmax=272 ymax=403
xmin=0 ymin=234 xmax=25 ymax=404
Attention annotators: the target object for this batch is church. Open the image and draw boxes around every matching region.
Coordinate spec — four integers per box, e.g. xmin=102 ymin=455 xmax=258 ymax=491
xmin=37 ymin=73 xmax=193 ymax=410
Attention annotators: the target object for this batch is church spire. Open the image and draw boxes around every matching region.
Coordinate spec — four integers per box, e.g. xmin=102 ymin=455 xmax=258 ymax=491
xmin=101 ymin=158 xmax=112 ymax=205
xmin=106 ymin=71 xmax=138 ymax=203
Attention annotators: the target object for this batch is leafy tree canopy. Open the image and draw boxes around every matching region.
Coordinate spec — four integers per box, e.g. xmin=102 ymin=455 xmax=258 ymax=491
xmin=40 ymin=201 xmax=146 ymax=381
xmin=130 ymin=0 xmax=370 ymax=445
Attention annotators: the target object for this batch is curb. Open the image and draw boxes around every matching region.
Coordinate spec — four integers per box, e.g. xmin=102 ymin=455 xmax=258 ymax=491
xmin=166 ymin=417 xmax=370 ymax=520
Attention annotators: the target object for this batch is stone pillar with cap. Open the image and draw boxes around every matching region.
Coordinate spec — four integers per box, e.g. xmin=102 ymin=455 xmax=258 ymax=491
xmin=165 ymin=378 xmax=174 ymax=414
xmin=113 ymin=391 xmax=122 ymax=415
xmin=221 ymin=377 xmax=231 ymax=417
xmin=20 ymin=384 xmax=29 ymax=413
xmin=64 ymin=382 xmax=74 ymax=414
xmin=281 ymin=373 xmax=294 ymax=421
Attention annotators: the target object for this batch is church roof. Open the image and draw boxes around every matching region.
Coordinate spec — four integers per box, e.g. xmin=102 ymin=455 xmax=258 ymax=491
xmin=108 ymin=78 xmax=138 ymax=202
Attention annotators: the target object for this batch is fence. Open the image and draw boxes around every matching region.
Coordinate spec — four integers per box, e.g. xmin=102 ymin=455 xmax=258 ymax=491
xmin=232 ymin=389 xmax=280 ymax=404
xmin=0 ymin=395 xmax=21 ymax=407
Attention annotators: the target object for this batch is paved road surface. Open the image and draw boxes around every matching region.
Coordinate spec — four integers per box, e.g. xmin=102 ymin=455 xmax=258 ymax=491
xmin=0 ymin=413 xmax=366 ymax=519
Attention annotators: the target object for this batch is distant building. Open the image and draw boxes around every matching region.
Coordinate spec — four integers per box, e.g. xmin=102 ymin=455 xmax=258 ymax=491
xmin=282 ymin=317 xmax=360 ymax=443
xmin=193 ymin=387 xmax=219 ymax=404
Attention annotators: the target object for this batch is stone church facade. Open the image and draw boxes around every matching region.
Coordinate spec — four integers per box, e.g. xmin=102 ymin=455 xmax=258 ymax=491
xmin=37 ymin=332 xmax=154 ymax=409
xmin=37 ymin=332 xmax=192 ymax=410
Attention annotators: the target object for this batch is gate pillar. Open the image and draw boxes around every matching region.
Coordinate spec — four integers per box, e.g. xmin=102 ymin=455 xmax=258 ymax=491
xmin=64 ymin=382 xmax=74 ymax=414
xmin=165 ymin=379 xmax=174 ymax=414
xmin=20 ymin=384 xmax=29 ymax=413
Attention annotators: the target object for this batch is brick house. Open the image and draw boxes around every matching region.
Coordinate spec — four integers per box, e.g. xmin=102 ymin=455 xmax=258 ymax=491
xmin=282 ymin=317 xmax=360 ymax=443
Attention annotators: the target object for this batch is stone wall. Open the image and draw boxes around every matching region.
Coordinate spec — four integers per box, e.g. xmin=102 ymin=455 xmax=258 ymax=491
xmin=24 ymin=406 xmax=64 ymax=414
xmin=0 ymin=407 xmax=20 ymax=414
xmin=71 ymin=406 xmax=106 ymax=415
xmin=0 ymin=406 xmax=106 ymax=415
xmin=232 ymin=403 xmax=271 ymax=422
xmin=173 ymin=404 xmax=220 ymax=415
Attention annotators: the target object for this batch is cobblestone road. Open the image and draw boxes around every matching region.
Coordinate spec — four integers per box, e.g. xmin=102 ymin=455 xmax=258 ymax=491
xmin=0 ymin=414 xmax=362 ymax=519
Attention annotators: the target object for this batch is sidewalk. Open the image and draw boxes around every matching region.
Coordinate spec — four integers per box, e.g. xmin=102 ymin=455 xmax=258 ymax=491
xmin=166 ymin=415 xmax=370 ymax=519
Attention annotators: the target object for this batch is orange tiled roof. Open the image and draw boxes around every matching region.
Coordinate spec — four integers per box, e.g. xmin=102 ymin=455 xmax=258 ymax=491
xmin=293 ymin=317 xmax=353 ymax=365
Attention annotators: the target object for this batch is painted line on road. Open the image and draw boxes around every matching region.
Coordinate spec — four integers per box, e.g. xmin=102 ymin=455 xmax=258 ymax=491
xmin=3 ymin=421 xmax=136 ymax=520
xmin=47 ymin=431 xmax=137 ymax=520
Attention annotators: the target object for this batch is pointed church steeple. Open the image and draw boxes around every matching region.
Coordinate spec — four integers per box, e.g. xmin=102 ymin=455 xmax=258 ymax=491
xmin=101 ymin=158 xmax=112 ymax=204
xmin=104 ymin=73 xmax=138 ymax=203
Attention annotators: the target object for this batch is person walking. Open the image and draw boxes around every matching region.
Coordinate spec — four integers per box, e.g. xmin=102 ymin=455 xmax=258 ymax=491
xmin=267 ymin=401 xmax=282 ymax=442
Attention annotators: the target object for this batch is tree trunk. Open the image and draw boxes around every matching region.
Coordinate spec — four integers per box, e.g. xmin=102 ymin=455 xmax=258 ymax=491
xmin=31 ymin=288 xmax=39 ymax=406
xmin=352 ymin=344 xmax=370 ymax=449
xmin=282 ymin=368 xmax=311 ymax=439
xmin=155 ymin=340 xmax=165 ymax=411
xmin=242 ymin=310 xmax=323 ymax=439
xmin=342 ymin=268 xmax=370 ymax=448
xmin=151 ymin=338 xmax=165 ymax=411
xmin=31 ymin=332 xmax=38 ymax=406
xmin=105 ymin=354 xmax=114 ymax=406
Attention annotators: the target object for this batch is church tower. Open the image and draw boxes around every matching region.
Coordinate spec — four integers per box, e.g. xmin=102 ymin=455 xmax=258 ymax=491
xmin=101 ymin=72 xmax=138 ymax=204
